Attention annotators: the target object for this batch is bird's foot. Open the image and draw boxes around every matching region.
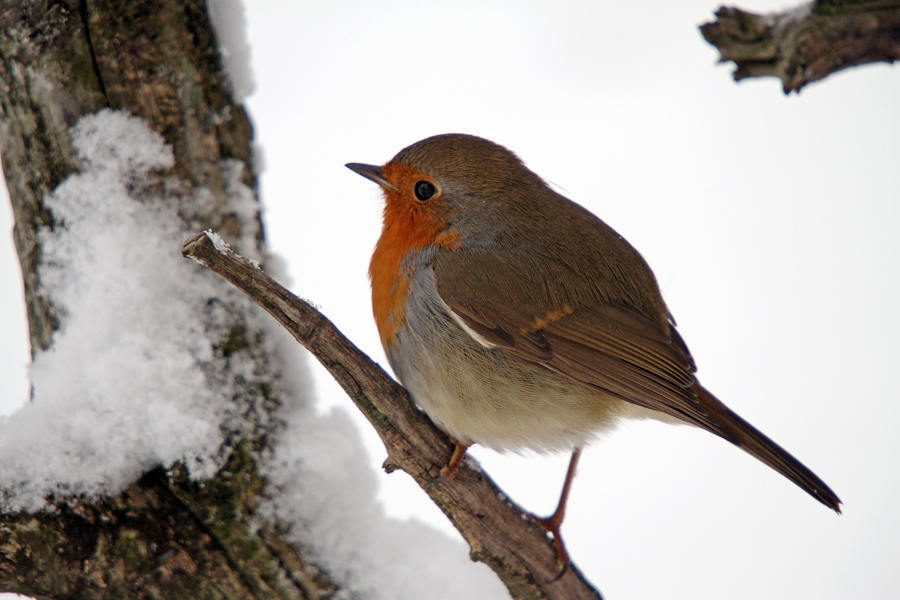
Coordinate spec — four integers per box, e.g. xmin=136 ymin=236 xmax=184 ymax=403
xmin=534 ymin=512 xmax=571 ymax=580
xmin=427 ymin=440 xmax=471 ymax=484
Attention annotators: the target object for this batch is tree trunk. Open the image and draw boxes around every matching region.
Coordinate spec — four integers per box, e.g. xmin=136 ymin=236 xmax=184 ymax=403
xmin=0 ymin=1 xmax=336 ymax=597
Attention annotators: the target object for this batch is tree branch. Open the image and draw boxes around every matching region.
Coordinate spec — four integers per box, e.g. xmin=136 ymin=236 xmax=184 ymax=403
xmin=700 ymin=0 xmax=900 ymax=93
xmin=182 ymin=231 xmax=605 ymax=600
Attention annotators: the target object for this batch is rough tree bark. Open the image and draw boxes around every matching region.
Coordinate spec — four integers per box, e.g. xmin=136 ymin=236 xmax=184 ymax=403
xmin=701 ymin=0 xmax=900 ymax=93
xmin=0 ymin=1 xmax=340 ymax=598
xmin=0 ymin=1 xmax=605 ymax=599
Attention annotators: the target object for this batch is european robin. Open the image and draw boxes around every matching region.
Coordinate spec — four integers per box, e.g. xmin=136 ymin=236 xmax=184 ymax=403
xmin=347 ymin=134 xmax=841 ymax=564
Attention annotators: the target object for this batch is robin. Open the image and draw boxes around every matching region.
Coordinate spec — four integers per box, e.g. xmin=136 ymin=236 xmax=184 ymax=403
xmin=346 ymin=134 xmax=841 ymax=564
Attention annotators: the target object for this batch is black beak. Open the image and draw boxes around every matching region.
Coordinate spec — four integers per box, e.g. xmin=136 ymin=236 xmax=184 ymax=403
xmin=346 ymin=163 xmax=396 ymax=190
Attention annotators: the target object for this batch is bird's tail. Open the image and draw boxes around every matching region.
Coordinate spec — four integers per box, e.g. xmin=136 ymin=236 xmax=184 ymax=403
xmin=693 ymin=383 xmax=842 ymax=513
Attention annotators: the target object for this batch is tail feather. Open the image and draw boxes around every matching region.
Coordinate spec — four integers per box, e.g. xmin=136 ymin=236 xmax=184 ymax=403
xmin=693 ymin=383 xmax=842 ymax=513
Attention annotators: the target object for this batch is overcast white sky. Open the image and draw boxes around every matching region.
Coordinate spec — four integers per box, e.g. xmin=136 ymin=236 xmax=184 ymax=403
xmin=2 ymin=1 xmax=899 ymax=599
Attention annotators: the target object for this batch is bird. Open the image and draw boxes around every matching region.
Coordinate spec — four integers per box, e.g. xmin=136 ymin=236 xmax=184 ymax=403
xmin=346 ymin=133 xmax=841 ymax=565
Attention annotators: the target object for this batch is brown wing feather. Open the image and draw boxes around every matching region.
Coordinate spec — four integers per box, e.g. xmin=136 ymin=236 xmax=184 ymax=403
xmin=446 ymin=292 xmax=720 ymax=431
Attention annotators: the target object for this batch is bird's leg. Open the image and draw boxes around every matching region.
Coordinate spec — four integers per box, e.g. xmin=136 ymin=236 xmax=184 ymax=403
xmin=534 ymin=447 xmax=582 ymax=567
xmin=441 ymin=440 xmax=471 ymax=479
xmin=430 ymin=440 xmax=471 ymax=483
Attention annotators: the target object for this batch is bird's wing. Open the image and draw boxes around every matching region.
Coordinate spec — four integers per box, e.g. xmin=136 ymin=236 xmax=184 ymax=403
xmin=444 ymin=287 xmax=725 ymax=431
xmin=432 ymin=248 xmax=719 ymax=431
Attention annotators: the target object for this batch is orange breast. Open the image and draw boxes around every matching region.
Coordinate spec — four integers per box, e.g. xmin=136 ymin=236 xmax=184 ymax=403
xmin=368 ymin=162 xmax=453 ymax=350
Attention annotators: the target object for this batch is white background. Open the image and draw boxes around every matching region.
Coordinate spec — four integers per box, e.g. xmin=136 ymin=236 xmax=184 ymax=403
xmin=2 ymin=1 xmax=898 ymax=598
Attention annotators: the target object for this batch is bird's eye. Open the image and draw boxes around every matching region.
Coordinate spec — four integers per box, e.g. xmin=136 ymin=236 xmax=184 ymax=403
xmin=414 ymin=180 xmax=437 ymax=201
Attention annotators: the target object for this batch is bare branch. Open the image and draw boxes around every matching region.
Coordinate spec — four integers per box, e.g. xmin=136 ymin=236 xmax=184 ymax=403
xmin=700 ymin=0 xmax=900 ymax=93
xmin=182 ymin=231 xmax=605 ymax=600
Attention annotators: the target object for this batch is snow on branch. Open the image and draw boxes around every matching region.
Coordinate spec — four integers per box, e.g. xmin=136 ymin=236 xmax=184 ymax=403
xmin=701 ymin=0 xmax=900 ymax=93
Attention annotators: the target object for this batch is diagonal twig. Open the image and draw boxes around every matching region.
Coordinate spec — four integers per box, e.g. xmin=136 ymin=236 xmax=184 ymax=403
xmin=182 ymin=230 xmax=604 ymax=600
